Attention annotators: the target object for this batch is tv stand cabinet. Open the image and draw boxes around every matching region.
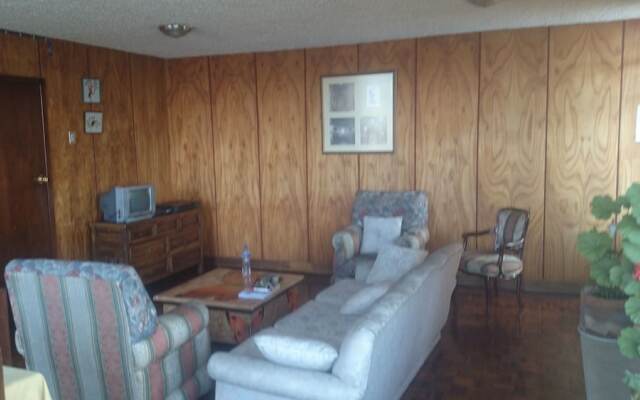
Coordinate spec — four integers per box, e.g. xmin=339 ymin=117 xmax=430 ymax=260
xmin=91 ymin=208 xmax=203 ymax=283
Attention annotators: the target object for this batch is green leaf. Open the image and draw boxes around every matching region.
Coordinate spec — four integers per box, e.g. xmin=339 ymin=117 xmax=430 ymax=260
xmin=625 ymin=240 xmax=640 ymax=263
xmin=624 ymin=371 xmax=640 ymax=393
xmin=618 ymin=195 xmax=632 ymax=210
xmin=577 ymin=229 xmax=613 ymax=262
xmin=591 ymin=195 xmax=621 ymax=220
xmin=611 ymin=265 xmax=625 ymax=286
xmin=625 ymin=280 xmax=640 ymax=296
xmin=626 ymin=183 xmax=640 ymax=207
xmin=619 ymin=215 xmax=640 ymax=238
xmin=626 ymin=297 xmax=640 ymax=324
xmin=591 ymin=256 xmax=617 ymax=286
xmin=618 ymin=327 xmax=640 ymax=358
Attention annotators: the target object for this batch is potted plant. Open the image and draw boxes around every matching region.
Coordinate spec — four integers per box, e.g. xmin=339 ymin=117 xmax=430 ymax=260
xmin=577 ymin=183 xmax=640 ymax=399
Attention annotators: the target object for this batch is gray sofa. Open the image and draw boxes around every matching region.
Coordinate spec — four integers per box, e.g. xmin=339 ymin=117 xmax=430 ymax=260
xmin=208 ymin=243 xmax=463 ymax=400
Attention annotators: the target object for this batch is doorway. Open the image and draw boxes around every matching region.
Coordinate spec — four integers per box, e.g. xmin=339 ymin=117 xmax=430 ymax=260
xmin=0 ymin=76 xmax=54 ymax=269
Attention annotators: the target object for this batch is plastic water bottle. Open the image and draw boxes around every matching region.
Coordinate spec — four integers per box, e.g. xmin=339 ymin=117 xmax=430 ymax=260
xmin=241 ymin=244 xmax=252 ymax=290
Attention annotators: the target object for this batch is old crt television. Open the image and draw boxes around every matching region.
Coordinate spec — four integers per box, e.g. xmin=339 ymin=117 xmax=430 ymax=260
xmin=100 ymin=185 xmax=156 ymax=223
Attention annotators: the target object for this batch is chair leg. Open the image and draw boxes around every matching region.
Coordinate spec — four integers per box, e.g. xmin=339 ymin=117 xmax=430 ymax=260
xmin=493 ymin=278 xmax=499 ymax=297
xmin=516 ymin=275 xmax=523 ymax=309
xmin=483 ymin=277 xmax=490 ymax=314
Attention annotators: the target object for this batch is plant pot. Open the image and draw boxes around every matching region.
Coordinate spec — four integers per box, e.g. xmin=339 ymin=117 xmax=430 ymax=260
xmin=579 ymin=286 xmax=639 ymax=399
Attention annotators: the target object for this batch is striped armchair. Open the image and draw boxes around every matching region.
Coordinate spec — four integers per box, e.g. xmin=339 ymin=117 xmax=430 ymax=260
xmin=5 ymin=259 xmax=212 ymax=400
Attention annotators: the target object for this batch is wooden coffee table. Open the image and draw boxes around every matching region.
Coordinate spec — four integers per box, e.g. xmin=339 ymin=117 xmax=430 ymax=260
xmin=153 ymin=268 xmax=305 ymax=344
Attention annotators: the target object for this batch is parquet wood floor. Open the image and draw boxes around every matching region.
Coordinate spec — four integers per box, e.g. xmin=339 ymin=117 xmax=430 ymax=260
xmin=402 ymin=288 xmax=584 ymax=399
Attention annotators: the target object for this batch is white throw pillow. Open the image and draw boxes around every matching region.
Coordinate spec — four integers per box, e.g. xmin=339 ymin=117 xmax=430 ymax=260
xmin=360 ymin=216 xmax=403 ymax=254
xmin=366 ymin=245 xmax=428 ymax=284
xmin=340 ymin=282 xmax=391 ymax=315
xmin=254 ymin=332 xmax=338 ymax=371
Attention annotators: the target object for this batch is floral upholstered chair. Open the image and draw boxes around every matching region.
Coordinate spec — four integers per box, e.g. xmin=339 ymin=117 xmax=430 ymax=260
xmin=332 ymin=191 xmax=429 ymax=279
xmin=459 ymin=208 xmax=530 ymax=308
xmin=4 ymin=259 xmax=212 ymax=400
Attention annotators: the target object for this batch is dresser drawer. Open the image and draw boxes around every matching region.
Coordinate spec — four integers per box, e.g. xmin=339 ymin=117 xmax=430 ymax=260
xmin=169 ymin=228 xmax=199 ymax=250
xmin=171 ymin=247 xmax=201 ymax=272
xmin=130 ymin=239 xmax=166 ymax=265
xmin=135 ymin=259 xmax=168 ymax=282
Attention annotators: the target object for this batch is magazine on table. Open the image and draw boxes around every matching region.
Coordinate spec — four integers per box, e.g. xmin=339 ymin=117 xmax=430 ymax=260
xmin=238 ymin=274 xmax=281 ymax=299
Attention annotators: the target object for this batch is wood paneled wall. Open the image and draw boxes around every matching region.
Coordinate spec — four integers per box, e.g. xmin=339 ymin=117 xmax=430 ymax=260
xmin=4 ymin=18 xmax=640 ymax=284
xmin=0 ymin=33 xmax=172 ymax=259
xmin=478 ymin=28 xmax=548 ymax=280
xmin=165 ymin=20 xmax=640 ymax=284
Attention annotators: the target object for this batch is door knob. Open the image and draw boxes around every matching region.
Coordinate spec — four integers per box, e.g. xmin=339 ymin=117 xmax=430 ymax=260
xmin=35 ymin=175 xmax=49 ymax=184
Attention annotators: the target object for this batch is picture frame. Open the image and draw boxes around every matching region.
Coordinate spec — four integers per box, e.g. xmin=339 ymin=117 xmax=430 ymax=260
xmin=321 ymin=71 xmax=395 ymax=153
xmin=84 ymin=111 xmax=103 ymax=134
xmin=82 ymin=78 xmax=101 ymax=104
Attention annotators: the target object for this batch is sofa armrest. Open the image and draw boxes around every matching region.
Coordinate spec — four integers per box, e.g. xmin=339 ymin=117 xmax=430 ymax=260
xmin=132 ymin=301 xmax=209 ymax=369
xmin=394 ymin=227 xmax=429 ymax=249
xmin=332 ymin=224 xmax=362 ymax=267
xmin=209 ymin=352 xmax=362 ymax=400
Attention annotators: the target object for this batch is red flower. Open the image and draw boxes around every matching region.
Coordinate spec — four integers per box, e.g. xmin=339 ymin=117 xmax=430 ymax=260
xmin=634 ymin=264 xmax=640 ymax=281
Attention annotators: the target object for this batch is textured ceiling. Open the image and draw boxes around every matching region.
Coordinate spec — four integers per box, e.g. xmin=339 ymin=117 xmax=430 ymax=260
xmin=1 ymin=0 xmax=640 ymax=58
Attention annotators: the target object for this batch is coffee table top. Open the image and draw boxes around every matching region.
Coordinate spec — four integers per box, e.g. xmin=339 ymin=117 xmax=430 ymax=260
xmin=153 ymin=268 xmax=304 ymax=312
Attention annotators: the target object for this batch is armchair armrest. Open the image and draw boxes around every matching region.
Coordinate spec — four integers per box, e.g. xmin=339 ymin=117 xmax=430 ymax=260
xmin=504 ymin=238 xmax=525 ymax=250
xmin=132 ymin=301 xmax=209 ymax=369
xmin=394 ymin=227 xmax=429 ymax=249
xmin=332 ymin=224 xmax=362 ymax=268
xmin=208 ymin=352 xmax=361 ymax=400
xmin=461 ymin=229 xmax=492 ymax=250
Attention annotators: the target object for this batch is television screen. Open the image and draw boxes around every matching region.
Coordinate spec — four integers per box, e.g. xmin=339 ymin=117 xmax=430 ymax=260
xmin=129 ymin=188 xmax=150 ymax=214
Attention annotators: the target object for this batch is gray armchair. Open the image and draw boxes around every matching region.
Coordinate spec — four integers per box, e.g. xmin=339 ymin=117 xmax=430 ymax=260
xmin=332 ymin=191 xmax=429 ymax=279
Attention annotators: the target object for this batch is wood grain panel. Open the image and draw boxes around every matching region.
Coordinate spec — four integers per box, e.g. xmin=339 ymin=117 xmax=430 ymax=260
xmin=38 ymin=39 xmax=95 ymax=258
xmin=619 ymin=20 xmax=640 ymax=195
xmin=130 ymin=55 xmax=173 ymax=202
xmin=306 ymin=46 xmax=359 ymax=270
xmin=416 ymin=34 xmax=479 ymax=250
xmin=256 ymin=50 xmax=308 ymax=261
xmin=0 ymin=34 xmax=39 ymax=78
xmin=358 ymin=39 xmax=416 ymax=190
xmin=545 ymin=22 xmax=622 ymax=282
xmin=209 ymin=54 xmax=263 ymax=258
xmin=166 ymin=57 xmax=218 ymax=256
xmin=478 ymin=28 xmax=548 ymax=281
xmin=88 ymin=47 xmax=138 ymax=194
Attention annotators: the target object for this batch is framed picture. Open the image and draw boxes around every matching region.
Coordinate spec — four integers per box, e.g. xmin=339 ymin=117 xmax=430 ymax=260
xmin=321 ymin=71 xmax=394 ymax=153
xmin=82 ymin=78 xmax=101 ymax=104
xmin=84 ymin=111 xmax=103 ymax=134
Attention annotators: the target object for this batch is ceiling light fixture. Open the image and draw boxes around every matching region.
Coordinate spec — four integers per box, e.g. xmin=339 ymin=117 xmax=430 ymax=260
xmin=467 ymin=0 xmax=496 ymax=7
xmin=158 ymin=23 xmax=193 ymax=38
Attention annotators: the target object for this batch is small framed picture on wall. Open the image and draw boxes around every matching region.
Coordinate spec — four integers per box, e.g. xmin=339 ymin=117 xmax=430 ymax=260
xmin=321 ymin=71 xmax=394 ymax=153
xmin=82 ymin=78 xmax=101 ymax=104
xmin=84 ymin=111 xmax=103 ymax=134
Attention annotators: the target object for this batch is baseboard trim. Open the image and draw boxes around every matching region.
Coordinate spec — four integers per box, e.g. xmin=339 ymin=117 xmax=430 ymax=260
xmin=456 ymin=273 xmax=581 ymax=296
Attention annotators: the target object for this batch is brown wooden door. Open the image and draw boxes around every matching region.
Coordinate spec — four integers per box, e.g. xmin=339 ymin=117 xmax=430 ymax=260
xmin=0 ymin=77 xmax=54 ymax=270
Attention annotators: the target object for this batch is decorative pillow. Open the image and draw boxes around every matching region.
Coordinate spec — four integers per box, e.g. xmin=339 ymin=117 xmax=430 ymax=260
xmin=366 ymin=245 xmax=428 ymax=284
xmin=254 ymin=332 xmax=338 ymax=371
xmin=340 ymin=282 xmax=391 ymax=315
xmin=360 ymin=216 xmax=403 ymax=254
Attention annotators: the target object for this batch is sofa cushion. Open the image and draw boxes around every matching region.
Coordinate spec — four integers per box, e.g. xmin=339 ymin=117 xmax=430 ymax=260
xmin=254 ymin=332 xmax=338 ymax=371
xmin=366 ymin=245 xmax=428 ymax=284
xmin=360 ymin=216 xmax=403 ymax=254
xmin=274 ymin=300 xmax=357 ymax=348
xmin=340 ymin=282 xmax=391 ymax=315
xmin=315 ymin=279 xmax=366 ymax=307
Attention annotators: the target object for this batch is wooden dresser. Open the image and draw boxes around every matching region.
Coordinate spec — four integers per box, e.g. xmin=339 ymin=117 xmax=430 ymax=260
xmin=91 ymin=208 xmax=203 ymax=283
